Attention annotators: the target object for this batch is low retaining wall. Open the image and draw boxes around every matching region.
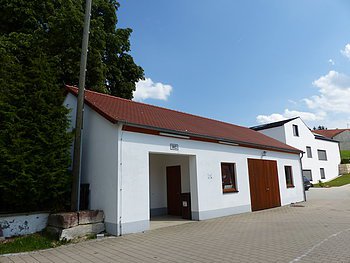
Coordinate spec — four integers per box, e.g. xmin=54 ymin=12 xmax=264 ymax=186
xmin=47 ymin=210 xmax=105 ymax=241
xmin=0 ymin=212 xmax=49 ymax=238
xmin=339 ymin=164 xmax=350 ymax=175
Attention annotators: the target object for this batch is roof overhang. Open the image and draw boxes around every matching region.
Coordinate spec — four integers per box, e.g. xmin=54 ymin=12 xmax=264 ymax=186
xmin=65 ymin=86 xmax=302 ymax=156
xmin=120 ymin=122 xmax=302 ymax=155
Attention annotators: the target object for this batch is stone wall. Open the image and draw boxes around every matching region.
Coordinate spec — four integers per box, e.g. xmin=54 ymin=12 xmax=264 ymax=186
xmin=47 ymin=210 xmax=104 ymax=241
xmin=339 ymin=164 xmax=350 ymax=175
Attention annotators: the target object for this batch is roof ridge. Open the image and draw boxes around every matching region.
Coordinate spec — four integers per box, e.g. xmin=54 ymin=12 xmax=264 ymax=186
xmin=250 ymin=117 xmax=299 ymax=130
xmin=66 ymin=85 xmax=245 ymax=130
xmin=315 ymin=128 xmax=350 ymax=131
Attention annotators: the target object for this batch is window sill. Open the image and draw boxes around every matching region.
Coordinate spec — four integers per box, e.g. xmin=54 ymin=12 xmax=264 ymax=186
xmin=223 ymin=188 xmax=239 ymax=193
xmin=287 ymin=185 xmax=295 ymax=188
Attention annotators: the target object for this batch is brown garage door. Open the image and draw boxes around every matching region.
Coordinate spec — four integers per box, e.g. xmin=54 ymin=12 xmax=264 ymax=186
xmin=248 ymin=159 xmax=281 ymax=211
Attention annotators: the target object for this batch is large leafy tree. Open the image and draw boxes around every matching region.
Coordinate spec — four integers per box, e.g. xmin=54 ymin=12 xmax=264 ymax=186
xmin=0 ymin=0 xmax=143 ymax=212
xmin=0 ymin=0 xmax=144 ymax=98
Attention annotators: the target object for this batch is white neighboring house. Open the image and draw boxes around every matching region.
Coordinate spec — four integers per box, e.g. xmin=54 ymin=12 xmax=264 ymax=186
xmin=251 ymin=117 xmax=341 ymax=183
xmin=65 ymin=86 xmax=304 ymax=236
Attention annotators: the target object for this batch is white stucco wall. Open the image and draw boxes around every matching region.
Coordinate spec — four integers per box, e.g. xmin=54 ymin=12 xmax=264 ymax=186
xmin=283 ymin=118 xmax=340 ymax=183
xmin=119 ymin=129 xmax=304 ymax=234
xmin=64 ymin=94 xmax=119 ymax=234
xmin=0 ymin=212 xmax=49 ymax=238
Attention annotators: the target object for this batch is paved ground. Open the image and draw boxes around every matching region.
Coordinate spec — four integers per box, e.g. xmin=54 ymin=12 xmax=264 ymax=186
xmin=2 ymin=185 xmax=350 ymax=263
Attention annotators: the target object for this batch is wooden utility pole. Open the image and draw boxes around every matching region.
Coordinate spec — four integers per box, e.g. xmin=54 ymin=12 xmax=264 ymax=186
xmin=71 ymin=0 xmax=92 ymax=211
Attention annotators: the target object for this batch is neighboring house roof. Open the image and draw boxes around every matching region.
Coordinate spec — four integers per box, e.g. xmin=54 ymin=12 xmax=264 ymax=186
xmin=313 ymin=133 xmax=339 ymax=143
xmin=250 ymin=117 xmax=339 ymax=143
xmin=250 ymin=117 xmax=299 ymax=131
xmin=66 ymin=85 xmax=301 ymax=154
xmin=313 ymin=129 xmax=350 ymax=138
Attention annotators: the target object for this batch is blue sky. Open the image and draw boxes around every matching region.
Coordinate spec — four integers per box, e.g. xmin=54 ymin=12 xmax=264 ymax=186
xmin=118 ymin=0 xmax=350 ymax=129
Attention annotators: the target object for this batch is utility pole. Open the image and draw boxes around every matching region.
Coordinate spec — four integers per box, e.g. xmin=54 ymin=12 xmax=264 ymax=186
xmin=71 ymin=0 xmax=92 ymax=211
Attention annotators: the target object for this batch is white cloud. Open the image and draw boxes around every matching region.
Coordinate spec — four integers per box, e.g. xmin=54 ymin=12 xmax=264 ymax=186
xmin=255 ymin=70 xmax=350 ymax=128
xmin=328 ymin=59 xmax=335 ymax=65
xmin=304 ymin=70 xmax=350 ymax=113
xmin=341 ymin=43 xmax=350 ymax=59
xmin=133 ymin=78 xmax=172 ymax=102
xmin=256 ymin=109 xmax=324 ymax=124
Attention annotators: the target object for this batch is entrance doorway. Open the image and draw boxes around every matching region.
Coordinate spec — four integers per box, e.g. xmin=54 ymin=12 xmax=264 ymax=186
xmin=149 ymin=153 xmax=197 ymax=221
xmin=248 ymin=158 xmax=281 ymax=211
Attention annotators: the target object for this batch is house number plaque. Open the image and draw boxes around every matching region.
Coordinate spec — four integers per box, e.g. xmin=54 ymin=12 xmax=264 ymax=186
xmin=170 ymin=143 xmax=179 ymax=151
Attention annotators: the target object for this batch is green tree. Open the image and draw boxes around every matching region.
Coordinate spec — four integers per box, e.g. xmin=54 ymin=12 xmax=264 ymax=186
xmin=0 ymin=0 xmax=144 ymax=98
xmin=0 ymin=34 xmax=72 ymax=212
xmin=0 ymin=0 xmax=143 ymax=212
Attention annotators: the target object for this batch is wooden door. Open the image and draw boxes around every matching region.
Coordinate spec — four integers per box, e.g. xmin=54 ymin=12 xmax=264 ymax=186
xmin=248 ymin=159 xmax=281 ymax=211
xmin=166 ymin=166 xmax=182 ymax=216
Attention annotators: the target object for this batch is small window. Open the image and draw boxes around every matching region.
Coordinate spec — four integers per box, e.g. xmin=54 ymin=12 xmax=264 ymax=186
xmin=317 ymin=150 xmax=327 ymax=161
xmin=320 ymin=168 xmax=326 ymax=179
xmin=306 ymin=146 xmax=312 ymax=158
xmin=285 ymin=166 xmax=294 ymax=188
xmin=293 ymin=125 xmax=299 ymax=137
xmin=302 ymin=170 xmax=313 ymax=181
xmin=221 ymin=163 xmax=237 ymax=193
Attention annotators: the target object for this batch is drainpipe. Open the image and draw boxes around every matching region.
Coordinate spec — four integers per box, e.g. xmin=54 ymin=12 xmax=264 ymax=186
xmin=299 ymin=152 xmax=306 ymax=202
xmin=117 ymin=124 xmax=124 ymax=236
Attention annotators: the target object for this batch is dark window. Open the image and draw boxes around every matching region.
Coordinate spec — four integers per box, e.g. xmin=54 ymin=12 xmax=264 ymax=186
xmin=293 ymin=125 xmax=299 ymax=136
xmin=317 ymin=150 xmax=327 ymax=161
xmin=302 ymin=170 xmax=313 ymax=181
xmin=285 ymin=166 xmax=294 ymax=188
xmin=221 ymin=163 xmax=237 ymax=193
xmin=320 ymin=168 xmax=326 ymax=179
xmin=306 ymin=146 xmax=312 ymax=158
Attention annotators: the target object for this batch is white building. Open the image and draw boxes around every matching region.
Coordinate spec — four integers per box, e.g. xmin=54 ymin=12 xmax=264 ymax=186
xmin=65 ymin=86 xmax=304 ymax=236
xmin=251 ymin=117 xmax=341 ymax=183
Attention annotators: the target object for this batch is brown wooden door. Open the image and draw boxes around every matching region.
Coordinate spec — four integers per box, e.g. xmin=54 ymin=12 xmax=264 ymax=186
xmin=248 ymin=159 xmax=281 ymax=211
xmin=166 ymin=166 xmax=182 ymax=216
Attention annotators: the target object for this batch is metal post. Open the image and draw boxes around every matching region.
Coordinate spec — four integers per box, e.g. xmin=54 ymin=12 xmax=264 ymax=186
xmin=71 ymin=0 xmax=92 ymax=211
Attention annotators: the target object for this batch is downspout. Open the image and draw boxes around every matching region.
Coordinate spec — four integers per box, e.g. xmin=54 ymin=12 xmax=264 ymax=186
xmin=117 ymin=124 xmax=124 ymax=236
xmin=299 ymin=152 xmax=306 ymax=202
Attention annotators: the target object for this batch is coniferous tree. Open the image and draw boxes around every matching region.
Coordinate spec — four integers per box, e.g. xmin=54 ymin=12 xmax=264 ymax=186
xmin=0 ymin=34 xmax=72 ymax=212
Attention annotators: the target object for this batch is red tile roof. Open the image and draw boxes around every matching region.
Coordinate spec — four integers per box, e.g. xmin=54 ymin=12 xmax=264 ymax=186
xmin=314 ymin=129 xmax=350 ymax=138
xmin=66 ymin=85 xmax=301 ymax=154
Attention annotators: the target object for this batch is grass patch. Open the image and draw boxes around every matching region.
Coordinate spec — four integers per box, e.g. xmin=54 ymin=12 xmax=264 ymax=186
xmin=313 ymin=174 xmax=350 ymax=187
xmin=341 ymin=150 xmax=350 ymax=164
xmin=0 ymin=233 xmax=64 ymax=255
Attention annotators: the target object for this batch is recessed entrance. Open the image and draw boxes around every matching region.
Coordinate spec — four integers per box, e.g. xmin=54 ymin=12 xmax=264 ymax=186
xmin=149 ymin=153 xmax=197 ymax=222
xmin=248 ymin=158 xmax=281 ymax=211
